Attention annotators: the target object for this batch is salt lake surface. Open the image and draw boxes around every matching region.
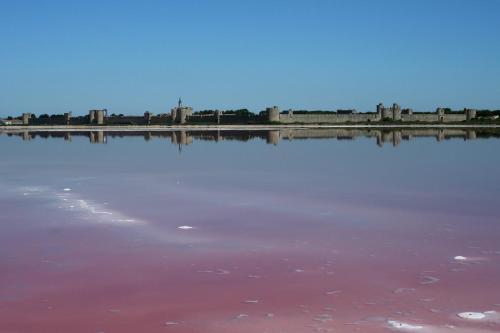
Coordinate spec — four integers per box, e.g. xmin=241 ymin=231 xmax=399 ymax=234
xmin=1 ymin=129 xmax=500 ymax=333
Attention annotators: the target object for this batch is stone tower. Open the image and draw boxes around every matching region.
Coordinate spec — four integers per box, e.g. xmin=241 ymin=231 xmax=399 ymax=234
xmin=144 ymin=111 xmax=153 ymax=125
xmin=392 ymin=103 xmax=401 ymax=121
xmin=266 ymin=106 xmax=280 ymax=122
xmin=436 ymin=108 xmax=445 ymax=122
xmin=171 ymin=99 xmax=193 ymax=124
xmin=22 ymin=113 xmax=31 ymax=125
xmin=89 ymin=109 xmax=106 ymax=125
xmin=466 ymin=108 xmax=477 ymax=121
xmin=376 ymin=103 xmax=384 ymax=115
xmin=89 ymin=110 xmax=95 ymax=124
xmin=64 ymin=112 xmax=72 ymax=125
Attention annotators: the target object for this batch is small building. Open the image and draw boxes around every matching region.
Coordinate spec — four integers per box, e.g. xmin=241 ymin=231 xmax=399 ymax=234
xmin=0 ymin=118 xmax=23 ymax=126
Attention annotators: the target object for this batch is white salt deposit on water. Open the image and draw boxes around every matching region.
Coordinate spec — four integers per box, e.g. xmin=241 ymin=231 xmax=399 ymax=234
xmin=420 ymin=275 xmax=440 ymax=285
xmin=393 ymin=288 xmax=416 ymax=294
xmin=387 ymin=320 xmax=424 ymax=331
xmin=454 ymin=256 xmax=467 ymax=260
xmin=111 ymin=219 xmax=136 ymax=223
xmin=235 ymin=314 xmax=248 ymax=320
xmin=19 ymin=185 xmax=144 ymax=226
xmin=215 ymin=269 xmax=230 ymax=275
xmin=177 ymin=226 xmax=193 ymax=230
xmin=243 ymin=300 xmax=259 ymax=304
xmin=457 ymin=312 xmax=486 ymax=320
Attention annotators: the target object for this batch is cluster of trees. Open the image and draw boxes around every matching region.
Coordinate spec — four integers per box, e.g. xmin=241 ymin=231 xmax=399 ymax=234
xmin=194 ymin=109 xmax=254 ymax=116
xmin=476 ymin=110 xmax=500 ymax=117
xmin=286 ymin=110 xmax=355 ymax=114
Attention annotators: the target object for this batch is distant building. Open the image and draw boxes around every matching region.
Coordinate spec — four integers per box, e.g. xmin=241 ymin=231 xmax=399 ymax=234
xmin=0 ymin=118 xmax=23 ymax=125
xmin=89 ymin=109 xmax=107 ymax=125
xmin=171 ymin=98 xmax=193 ymax=124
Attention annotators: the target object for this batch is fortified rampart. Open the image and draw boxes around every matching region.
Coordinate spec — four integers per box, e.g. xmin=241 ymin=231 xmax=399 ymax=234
xmin=277 ymin=104 xmax=478 ymax=124
xmin=1 ymin=102 xmax=486 ymax=126
xmin=279 ymin=113 xmax=380 ymax=124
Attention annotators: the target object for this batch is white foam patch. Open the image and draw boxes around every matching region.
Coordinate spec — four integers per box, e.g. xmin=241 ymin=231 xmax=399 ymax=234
xmin=452 ymin=255 xmax=489 ymax=263
xmin=388 ymin=320 xmax=424 ymax=331
xmin=178 ymin=225 xmax=194 ymax=230
xmin=18 ymin=185 xmax=144 ymax=226
xmin=457 ymin=311 xmax=500 ymax=323
xmin=386 ymin=319 xmax=500 ymax=333
xmin=242 ymin=300 xmax=259 ymax=304
xmin=457 ymin=312 xmax=485 ymax=320
xmin=420 ymin=275 xmax=440 ymax=285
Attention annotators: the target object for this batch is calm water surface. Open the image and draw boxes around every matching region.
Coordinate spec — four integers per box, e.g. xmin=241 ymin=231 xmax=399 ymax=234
xmin=1 ymin=129 xmax=500 ymax=333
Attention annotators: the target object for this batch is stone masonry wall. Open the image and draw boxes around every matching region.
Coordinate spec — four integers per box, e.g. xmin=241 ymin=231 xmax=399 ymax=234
xmin=279 ymin=113 xmax=380 ymax=124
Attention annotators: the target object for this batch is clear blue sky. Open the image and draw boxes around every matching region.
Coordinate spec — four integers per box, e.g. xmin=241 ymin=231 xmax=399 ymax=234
xmin=1 ymin=0 xmax=499 ymax=116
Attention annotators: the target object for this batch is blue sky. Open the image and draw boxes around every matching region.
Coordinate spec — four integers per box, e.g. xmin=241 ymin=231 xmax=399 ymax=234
xmin=0 ymin=0 xmax=499 ymax=116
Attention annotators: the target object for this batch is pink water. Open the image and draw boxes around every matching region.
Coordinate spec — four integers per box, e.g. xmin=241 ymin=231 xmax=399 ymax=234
xmin=1 ymin=131 xmax=499 ymax=333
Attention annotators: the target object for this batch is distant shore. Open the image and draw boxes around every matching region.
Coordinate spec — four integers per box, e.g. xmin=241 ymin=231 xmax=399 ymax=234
xmin=1 ymin=124 xmax=500 ymax=132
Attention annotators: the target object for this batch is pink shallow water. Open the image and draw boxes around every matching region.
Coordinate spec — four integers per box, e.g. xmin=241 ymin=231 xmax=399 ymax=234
xmin=1 ymin=133 xmax=500 ymax=333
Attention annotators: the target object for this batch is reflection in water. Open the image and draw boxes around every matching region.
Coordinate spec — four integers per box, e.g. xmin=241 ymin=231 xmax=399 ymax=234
xmin=1 ymin=128 xmax=496 ymax=147
xmin=1 ymin=127 xmax=500 ymax=333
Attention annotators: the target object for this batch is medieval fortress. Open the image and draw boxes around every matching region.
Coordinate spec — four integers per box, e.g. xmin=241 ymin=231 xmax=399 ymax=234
xmin=2 ymin=101 xmax=480 ymax=126
xmin=268 ymin=104 xmax=477 ymax=124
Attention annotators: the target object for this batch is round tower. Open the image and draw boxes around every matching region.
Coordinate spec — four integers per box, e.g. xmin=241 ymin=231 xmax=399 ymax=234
xmin=22 ymin=113 xmax=31 ymax=125
xmin=178 ymin=107 xmax=192 ymax=124
xmin=89 ymin=110 xmax=96 ymax=124
xmin=376 ymin=103 xmax=384 ymax=114
xmin=392 ymin=103 xmax=401 ymax=121
xmin=267 ymin=106 xmax=280 ymax=122
xmin=144 ymin=111 xmax=153 ymax=125
xmin=96 ymin=110 xmax=105 ymax=125
xmin=170 ymin=108 xmax=177 ymax=123
xmin=466 ymin=108 xmax=477 ymax=121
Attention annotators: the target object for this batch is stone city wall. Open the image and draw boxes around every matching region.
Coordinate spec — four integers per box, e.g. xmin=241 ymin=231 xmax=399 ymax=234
xmin=278 ymin=113 xmax=380 ymax=124
xmin=401 ymin=114 xmax=467 ymax=123
xmin=279 ymin=112 xmax=468 ymax=124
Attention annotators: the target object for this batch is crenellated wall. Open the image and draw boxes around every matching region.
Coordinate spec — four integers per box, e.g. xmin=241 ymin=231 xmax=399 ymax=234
xmin=278 ymin=105 xmax=472 ymax=124
xmin=279 ymin=113 xmax=380 ymax=124
xmin=401 ymin=114 xmax=467 ymax=123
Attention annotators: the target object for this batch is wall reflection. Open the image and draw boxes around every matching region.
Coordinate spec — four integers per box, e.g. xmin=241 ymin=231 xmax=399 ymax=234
xmin=2 ymin=128 xmax=498 ymax=148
